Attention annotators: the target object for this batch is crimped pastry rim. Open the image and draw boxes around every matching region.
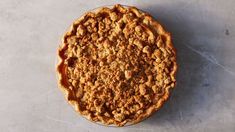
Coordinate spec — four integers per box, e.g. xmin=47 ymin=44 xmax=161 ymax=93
xmin=56 ymin=4 xmax=178 ymax=127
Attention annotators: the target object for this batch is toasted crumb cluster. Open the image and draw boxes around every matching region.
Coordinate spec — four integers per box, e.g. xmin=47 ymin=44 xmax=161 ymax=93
xmin=57 ymin=4 xmax=177 ymax=126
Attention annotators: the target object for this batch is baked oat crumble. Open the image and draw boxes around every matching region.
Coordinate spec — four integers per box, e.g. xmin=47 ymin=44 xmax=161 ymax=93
xmin=57 ymin=4 xmax=177 ymax=126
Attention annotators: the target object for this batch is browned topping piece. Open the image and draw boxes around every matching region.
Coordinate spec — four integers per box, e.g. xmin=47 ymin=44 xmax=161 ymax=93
xmin=139 ymin=84 xmax=147 ymax=95
xmin=142 ymin=46 xmax=151 ymax=54
xmin=124 ymin=70 xmax=133 ymax=79
xmin=57 ymin=4 xmax=177 ymax=127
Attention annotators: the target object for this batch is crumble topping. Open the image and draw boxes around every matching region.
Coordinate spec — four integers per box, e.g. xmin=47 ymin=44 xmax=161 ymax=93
xmin=57 ymin=4 xmax=177 ymax=126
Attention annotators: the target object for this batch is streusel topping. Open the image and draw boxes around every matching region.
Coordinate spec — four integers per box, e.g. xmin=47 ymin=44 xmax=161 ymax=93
xmin=57 ymin=4 xmax=177 ymax=126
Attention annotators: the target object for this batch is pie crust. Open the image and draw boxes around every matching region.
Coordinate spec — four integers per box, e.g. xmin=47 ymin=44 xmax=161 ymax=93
xmin=57 ymin=4 xmax=177 ymax=126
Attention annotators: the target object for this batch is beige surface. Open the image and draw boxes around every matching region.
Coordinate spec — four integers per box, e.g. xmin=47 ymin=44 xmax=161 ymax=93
xmin=0 ymin=0 xmax=235 ymax=132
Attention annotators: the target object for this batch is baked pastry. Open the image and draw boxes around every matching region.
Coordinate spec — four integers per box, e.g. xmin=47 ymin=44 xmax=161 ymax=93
xmin=57 ymin=4 xmax=177 ymax=126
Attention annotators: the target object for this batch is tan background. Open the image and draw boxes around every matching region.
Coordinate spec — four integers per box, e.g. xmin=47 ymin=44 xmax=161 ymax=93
xmin=0 ymin=0 xmax=235 ymax=131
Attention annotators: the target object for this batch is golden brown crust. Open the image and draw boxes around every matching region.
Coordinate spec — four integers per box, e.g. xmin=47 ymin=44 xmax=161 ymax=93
xmin=56 ymin=4 xmax=177 ymax=126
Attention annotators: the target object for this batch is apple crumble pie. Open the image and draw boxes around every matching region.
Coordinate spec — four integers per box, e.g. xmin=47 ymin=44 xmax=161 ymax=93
xmin=57 ymin=4 xmax=177 ymax=126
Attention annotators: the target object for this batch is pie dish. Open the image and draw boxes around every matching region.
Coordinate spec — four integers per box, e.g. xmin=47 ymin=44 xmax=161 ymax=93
xmin=56 ymin=4 xmax=177 ymax=126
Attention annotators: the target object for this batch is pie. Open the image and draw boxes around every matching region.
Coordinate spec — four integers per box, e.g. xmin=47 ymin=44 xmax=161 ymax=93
xmin=57 ymin=4 xmax=177 ymax=126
